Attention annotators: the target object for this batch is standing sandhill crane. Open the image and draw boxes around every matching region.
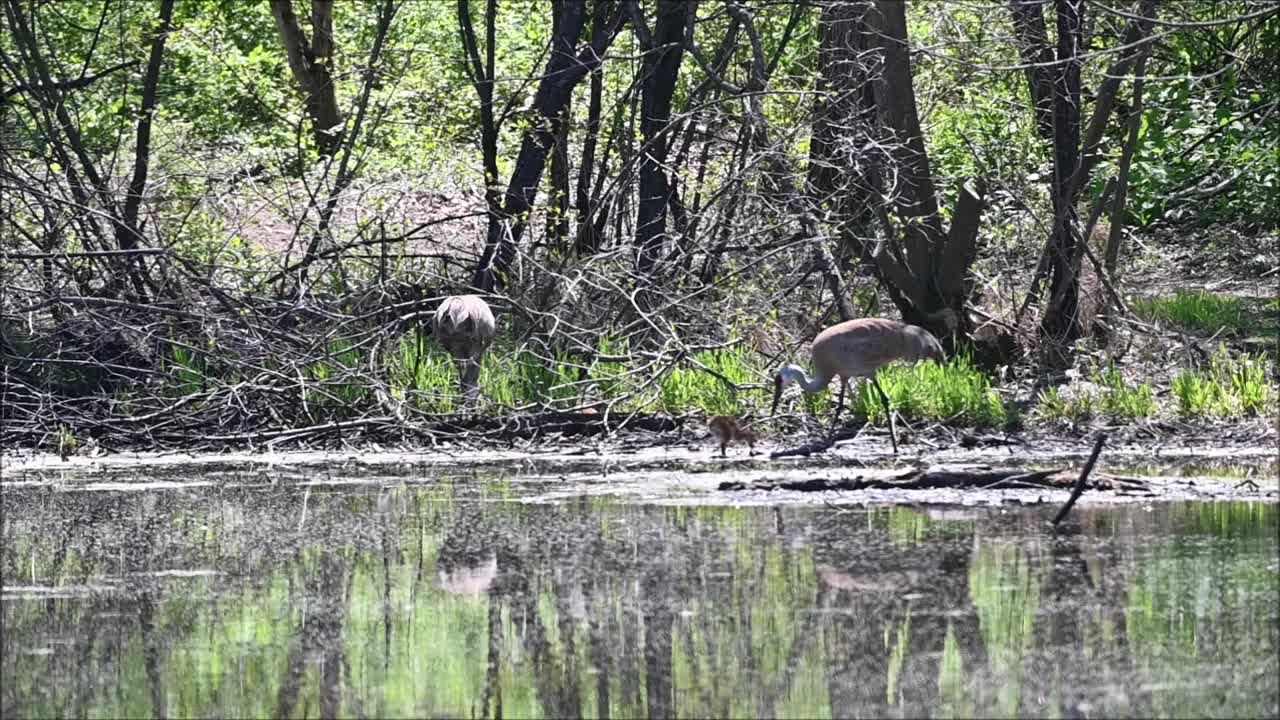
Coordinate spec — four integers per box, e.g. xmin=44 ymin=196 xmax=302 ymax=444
xmin=770 ymin=318 xmax=944 ymax=453
xmin=432 ymin=294 xmax=496 ymax=404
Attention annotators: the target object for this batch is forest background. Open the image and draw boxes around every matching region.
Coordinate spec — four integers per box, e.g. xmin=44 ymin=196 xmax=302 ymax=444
xmin=1 ymin=0 xmax=1276 ymax=452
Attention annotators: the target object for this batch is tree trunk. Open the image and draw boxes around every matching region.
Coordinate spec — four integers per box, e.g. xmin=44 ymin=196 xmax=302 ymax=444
xmin=1105 ymin=52 xmax=1150 ymax=280
xmin=1009 ymin=0 xmax=1056 ymax=141
xmin=458 ymin=0 xmax=503 ymax=273
xmin=574 ymin=10 xmax=607 ymax=256
xmin=472 ymin=0 xmax=627 ymax=291
xmin=1022 ymin=0 xmax=1156 ymax=346
xmin=1039 ymin=0 xmax=1086 ymax=343
xmin=546 ymin=99 xmax=572 ymax=249
xmin=119 ymin=0 xmax=175 ymax=253
xmin=270 ymin=0 xmax=343 ymax=158
xmin=811 ymin=1 xmax=985 ymax=344
xmin=633 ymin=0 xmax=689 ymax=277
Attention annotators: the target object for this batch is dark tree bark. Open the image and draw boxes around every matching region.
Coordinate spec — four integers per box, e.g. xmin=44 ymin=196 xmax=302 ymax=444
xmin=119 ymin=0 xmax=175 ymax=253
xmin=631 ymin=0 xmax=689 ymax=277
xmin=573 ymin=22 xmax=606 ymax=256
xmin=472 ymin=0 xmax=628 ymax=291
xmin=276 ymin=0 xmax=398 ymax=287
xmin=270 ymin=0 xmax=343 ymax=158
xmin=808 ymin=0 xmax=876 ymax=227
xmin=1036 ymin=0 xmax=1157 ymax=344
xmin=1040 ymin=0 xmax=1086 ymax=343
xmin=808 ymin=1 xmax=986 ymax=343
xmin=1009 ymin=0 xmax=1056 ymax=140
xmin=458 ymin=0 xmax=502 ymax=262
xmin=546 ymin=99 xmax=573 ymax=249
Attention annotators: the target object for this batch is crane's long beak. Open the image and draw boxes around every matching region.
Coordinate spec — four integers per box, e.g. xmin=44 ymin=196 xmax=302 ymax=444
xmin=770 ymin=374 xmax=782 ymax=417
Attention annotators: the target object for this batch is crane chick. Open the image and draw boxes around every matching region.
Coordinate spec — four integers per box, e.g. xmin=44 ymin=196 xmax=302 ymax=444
xmin=707 ymin=415 xmax=757 ymax=458
xmin=771 ymin=318 xmax=943 ymax=453
xmin=432 ymin=294 xmax=497 ymax=404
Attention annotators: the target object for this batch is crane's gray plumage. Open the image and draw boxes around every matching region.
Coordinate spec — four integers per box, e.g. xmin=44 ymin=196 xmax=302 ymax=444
xmin=771 ymin=318 xmax=944 ymax=453
xmin=432 ymin=294 xmax=496 ymax=403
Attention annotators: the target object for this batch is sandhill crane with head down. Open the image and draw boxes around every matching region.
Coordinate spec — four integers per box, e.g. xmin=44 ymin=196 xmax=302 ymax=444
xmin=432 ymin=294 xmax=496 ymax=404
xmin=771 ymin=318 xmax=944 ymax=453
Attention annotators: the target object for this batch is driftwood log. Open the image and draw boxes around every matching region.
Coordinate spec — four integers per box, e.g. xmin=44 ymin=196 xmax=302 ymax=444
xmin=719 ymin=464 xmax=1149 ymax=494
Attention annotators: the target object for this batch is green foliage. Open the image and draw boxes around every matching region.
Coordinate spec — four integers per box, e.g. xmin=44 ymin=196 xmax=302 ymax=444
xmin=1035 ymin=385 xmax=1095 ymax=424
xmin=1131 ymin=291 xmax=1248 ymax=335
xmin=305 ymin=338 xmax=369 ymax=406
xmin=587 ymin=335 xmax=638 ymax=405
xmin=659 ymin=347 xmax=758 ymax=416
xmin=162 ymin=342 xmax=207 ymax=398
xmin=1123 ymin=55 xmax=1279 ymax=227
xmin=1171 ymin=346 xmax=1274 ymax=419
xmin=483 ymin=349 xmax=582 ymax=410
xmin=387 ymin=329 xmax=458 ymax=413
xmin=1092 ymin=365 xmax=1157 ymax=420
xmin=850 ymin=355 xmax=1007 ymax=428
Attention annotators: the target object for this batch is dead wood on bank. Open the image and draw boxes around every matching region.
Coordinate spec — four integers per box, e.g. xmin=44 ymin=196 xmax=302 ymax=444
xmin=718 ymin=463 xmax=1149 ymax=494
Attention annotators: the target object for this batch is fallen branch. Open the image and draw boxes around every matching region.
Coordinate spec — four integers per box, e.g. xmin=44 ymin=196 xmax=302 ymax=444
xmin=769 ymin=425 xmax=864 ymax=459
xmin=1052 ymin=432 xmax=1108 ymax=526
xmin=719 ymin=465 xmax=1070 ymax=492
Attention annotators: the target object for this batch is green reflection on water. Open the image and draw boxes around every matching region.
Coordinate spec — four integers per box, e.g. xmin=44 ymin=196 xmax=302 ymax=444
xmin=1 ymin=487 xmax=1276 ymax=719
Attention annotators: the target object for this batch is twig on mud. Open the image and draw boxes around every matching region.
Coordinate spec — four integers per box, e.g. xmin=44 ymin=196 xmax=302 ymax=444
xmin=1052 ymin=432 xmax=1108 ymax=526
xmin=981 ymin=470 xmax=1060 ymax=490
xmin=298 ymin=486 xmax=311 ymax=531
xmin=822 ymin=497 xmax=855 ymax=514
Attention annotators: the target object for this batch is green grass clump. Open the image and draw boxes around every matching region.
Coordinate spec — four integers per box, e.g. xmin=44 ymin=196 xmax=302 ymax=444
xmin=306 ymin=338 xmax=369 ymax=406
xmin=1093 ymin=364 xmax=1157 ymax=419
xmin=1035 ymin=385 xmax=1095 ymax=423
xmin=587 ymin=335 xmax=639 ymax=406
xmin=1172 ymin=346 xmax=1274 ymax=419
xmin=851 ymin=354 xmax=1007 ymax=427
xmin=1131 ymin=291 xmax=1247 ymax=335
xmin=162 ymin=342 xmax=206 ymax=397
xmin=660 ymin=347 xmax=759 ymax=415
xmin=387 ymin=328 xmax=458 ymax=413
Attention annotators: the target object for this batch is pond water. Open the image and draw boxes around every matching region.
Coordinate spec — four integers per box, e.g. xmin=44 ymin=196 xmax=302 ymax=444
xmin=2 ymin=476 xmax=1277 ymax=719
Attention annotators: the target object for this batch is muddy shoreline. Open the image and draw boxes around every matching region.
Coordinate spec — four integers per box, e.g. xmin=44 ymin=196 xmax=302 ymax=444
xmin=4 ymin=424 xmax=1275 ymax=508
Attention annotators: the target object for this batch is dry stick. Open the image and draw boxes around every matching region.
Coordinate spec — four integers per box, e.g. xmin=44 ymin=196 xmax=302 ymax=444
xmin=1052 ymin=433 xmax=1108 ymax=526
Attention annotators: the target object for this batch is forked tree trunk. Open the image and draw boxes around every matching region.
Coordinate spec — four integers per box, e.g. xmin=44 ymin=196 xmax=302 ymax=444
xmin=1041 ymin=0 xmax=1086 ymax=343
xmin=458 ymin=0 xmax=503 ymax=271
xmin=472 ymin=0 xmax=627 ymax=291
xmin=633 ymin=0 xmax=689 ymax=277
xmin=270 ymin=0 xmax=343 ymax=157
xmin=808 ymin=1 xmax=986 ymax=345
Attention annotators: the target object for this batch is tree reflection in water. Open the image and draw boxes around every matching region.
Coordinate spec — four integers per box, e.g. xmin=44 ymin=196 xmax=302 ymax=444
xmin=1 ymin=486 xmax=1276 ymax=719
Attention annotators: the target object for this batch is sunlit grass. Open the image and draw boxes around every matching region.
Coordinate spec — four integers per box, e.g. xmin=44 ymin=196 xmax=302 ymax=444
xmin=305 ymin=337 xmax=369 ymax=406
xmin=849 ymin=354 xmax=1008 ymax=427
xmin=1035 ymin=348 xmax=1274 ymax=423
xmin=1035 ymin=385 xmax=1094 ymax=423
xmin=1171 ymin=346 xmax=1274 ymax=419
xmin=1131 ymin=291 xmax=1247 ymax=335
xmin=1093 ymin=364 xmax=1157 ymax=419
xmin=387 ymin=328 xmax=457 ymax=413
xmin=659 ymin=347 xmax=758 ymax=415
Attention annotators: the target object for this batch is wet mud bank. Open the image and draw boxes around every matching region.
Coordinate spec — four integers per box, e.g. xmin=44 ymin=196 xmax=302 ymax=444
xmin=3 ymin=428 xmax=1275 ymax=508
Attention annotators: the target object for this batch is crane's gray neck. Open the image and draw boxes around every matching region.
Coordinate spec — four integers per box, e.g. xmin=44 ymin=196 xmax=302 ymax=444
xmin=779 ymin=363 xmax=832 ymax=394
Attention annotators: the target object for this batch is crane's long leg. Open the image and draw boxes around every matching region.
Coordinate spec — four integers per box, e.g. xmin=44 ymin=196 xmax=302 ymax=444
xmin=869 ymin=376 xmax=898 ymax=454
xmin=829 ymin=379 xmax=847 ymax=434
